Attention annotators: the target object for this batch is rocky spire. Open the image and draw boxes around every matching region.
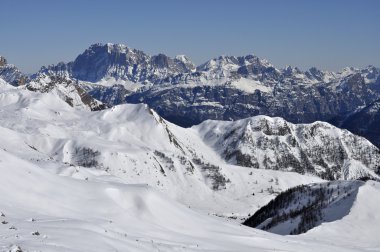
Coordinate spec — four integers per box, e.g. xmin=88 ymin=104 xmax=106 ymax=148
xmin=0 ymin=56 xmax=7 ymax=67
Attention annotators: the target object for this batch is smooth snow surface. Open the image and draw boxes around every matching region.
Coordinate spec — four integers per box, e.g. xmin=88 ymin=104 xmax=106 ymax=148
xmin=230 ymin=78 xmax=272 ymax=93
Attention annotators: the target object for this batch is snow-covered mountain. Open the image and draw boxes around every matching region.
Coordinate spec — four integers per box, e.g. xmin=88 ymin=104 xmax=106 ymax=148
xmin=27 ymin=71 xmax=106 ymax=111
xmin=5 ymin=44 xmax=379 ymax=150
xmin=194 ymin=117 xmax=380 ymax=180
xmin=38 ymin=43 xmax=195 ymax=84
xmin=1 ymin=75 xmax=380 ymax=251
xmin=243 ymin=180 xmax=365 ymax=234
xmin=0 ymin=56 xmax=27 ymax=86
xmin=0 ymin=82 xmax=325 ymax=217
xmin=126 ymin=66 xmax=379 ymax=128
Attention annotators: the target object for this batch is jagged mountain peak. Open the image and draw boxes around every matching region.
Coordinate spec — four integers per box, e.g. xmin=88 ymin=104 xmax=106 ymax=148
xmin=0 ymin=57 xmax=27 ymax=86
xmin=175 ymin=54 xmax=192 ymax=63
xmin=283 ymin=65 xmax=303 ymax=74
xmin=87 ymin=42 xmax=133 ymax=54
xmin=197 ymin=54 xmax=270 ymax=72
xmin=27 ymin=71 xmax=106 ymax=111
xmin=240 ymin=54 xmax=273 ymax=68
xmin=338 ymin=66 xmax=359 ymax=78
xmin=194 ymin=54 xmax=275 ymax=81
xmin=46 ymin=42 xmax=194 ymax=83
xmin=196 ymin=55 xmax=240 ymax=73
xmin=0 ymin=55 xmax=8 ymax=66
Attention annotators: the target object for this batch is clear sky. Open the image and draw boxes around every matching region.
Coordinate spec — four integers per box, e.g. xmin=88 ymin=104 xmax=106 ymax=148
xmin=1 ymin=0 xmax=380 ymax=73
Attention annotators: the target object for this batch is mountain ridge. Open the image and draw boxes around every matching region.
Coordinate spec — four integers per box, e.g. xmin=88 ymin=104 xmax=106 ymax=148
xmin=1 ymin=44 xmax=379 ymax=148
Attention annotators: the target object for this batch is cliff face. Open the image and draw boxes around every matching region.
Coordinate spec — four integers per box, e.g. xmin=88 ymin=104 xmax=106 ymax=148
xmin=194 ymin=116 xmax=380 ymax=180
xmin=125 ymin=74 xmax=378 ymax=127
xmin=0 ymin=56 xmax=7 ymax=66
xmin=0 ymin=56 xmax=27 ymax=86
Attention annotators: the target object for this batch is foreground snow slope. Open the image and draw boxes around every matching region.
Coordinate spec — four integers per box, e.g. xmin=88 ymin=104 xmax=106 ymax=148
xmin=302 ymin=181 xmax=380 ymax=249
xmin=0 ymin=148 xmax=378 ymax=252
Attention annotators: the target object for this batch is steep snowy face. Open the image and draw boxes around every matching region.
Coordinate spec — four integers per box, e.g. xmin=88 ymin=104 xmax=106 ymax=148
xmin=192 ymin=54 xmax=278 ymax=84
xmin=359 ymin=65 xmax=380 ymax=84
xmin=194 ymin=116 xmax=380 ymax=180
xmin=27 ymin=72 xmax=106 ymax=111
xmin=0 ymin=56 xmax=27 ymax=86
xmin=38 ymin=61 xmax=72 ymax=79
xmin=196 ymin=55 xmax=241 ymax=80
xmin=0 ymin=77 xmax=12 ymax=88
xmin=243 ymin=180 xmax=365 ymax=235
xmin=175 ymin=54 xmax=196 ymax=71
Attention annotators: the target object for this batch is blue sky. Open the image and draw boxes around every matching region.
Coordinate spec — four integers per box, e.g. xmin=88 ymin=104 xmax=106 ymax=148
xmin=1 ymin=0 xmax=380 ymax=73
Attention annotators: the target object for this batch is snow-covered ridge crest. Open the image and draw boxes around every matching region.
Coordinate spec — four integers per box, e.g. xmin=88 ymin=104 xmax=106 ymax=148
xmin=0 ymin=56 xmax=27 ymax=86
xmin=3 ymin=44 xmax=380 ymax=148
xmin=27 ymin=71 xmax=106 ymax=111
xmin=194 ymin=115 xmax=380 ymax=180
xmin=243 ymin=180 xmax=367 ymax=235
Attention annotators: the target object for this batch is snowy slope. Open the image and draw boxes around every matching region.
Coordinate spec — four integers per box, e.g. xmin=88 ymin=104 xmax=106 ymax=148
xmin=242 ymin=179 xmax=380 ymax=250
xmin=243 ymin=180 xmax=364 ymax=234
xmin=0 ymin=84 xmax=323 ymax=219
xmin=1 ymin=148 xmax=374 ymax=252
xmin=0 ymin=56 xmax=27 ymax=86
xmin=27 ymin=72 xmax=106 ymax=111
xmin=301 ymin=181 xmax=380 ymax=249
xmin=194 ymin=116 xmax=380 ymax=180
xmin=0 ymin=81 xmax=380 ymax=251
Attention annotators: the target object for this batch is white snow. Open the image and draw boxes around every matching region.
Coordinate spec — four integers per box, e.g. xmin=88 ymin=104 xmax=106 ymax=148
xmin=230 ymin=78 xmax=272 ymax=93
xmin=0 ymin=83 xmax=379 ymax=251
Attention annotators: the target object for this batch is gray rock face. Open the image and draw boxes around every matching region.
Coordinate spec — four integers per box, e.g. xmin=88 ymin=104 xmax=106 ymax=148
xmin=339 ymin=99 xmax=380 ymax=148
xmin=27 ymin=72 xmax=106 ymax=111
xmin=126 ymin=73 xmax=378 ymax=127
xmin=194 ymin=116 xmax=380 ymax=180
xmin=0 ymin=56 xmax=7 ymax=66
xmin=68 ymin=43 xmax=195 ymax=83
xmin=0 ymin=56 xmax=27 ymax=86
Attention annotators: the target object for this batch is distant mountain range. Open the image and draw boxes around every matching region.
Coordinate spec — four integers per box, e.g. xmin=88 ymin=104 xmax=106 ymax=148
xmin=1 ymin=44 xmax=380 ymax=251
xmin=1 ymin=43 xmax=379 ymax=147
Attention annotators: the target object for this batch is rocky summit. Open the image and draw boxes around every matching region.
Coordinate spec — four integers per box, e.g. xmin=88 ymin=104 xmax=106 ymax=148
xmin=1 ymin=43 xmax=380 ymax=149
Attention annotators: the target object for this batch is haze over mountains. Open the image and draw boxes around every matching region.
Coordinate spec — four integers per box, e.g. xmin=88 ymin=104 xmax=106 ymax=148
xmin=0 ymin=43 xmax=380 ymax=251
